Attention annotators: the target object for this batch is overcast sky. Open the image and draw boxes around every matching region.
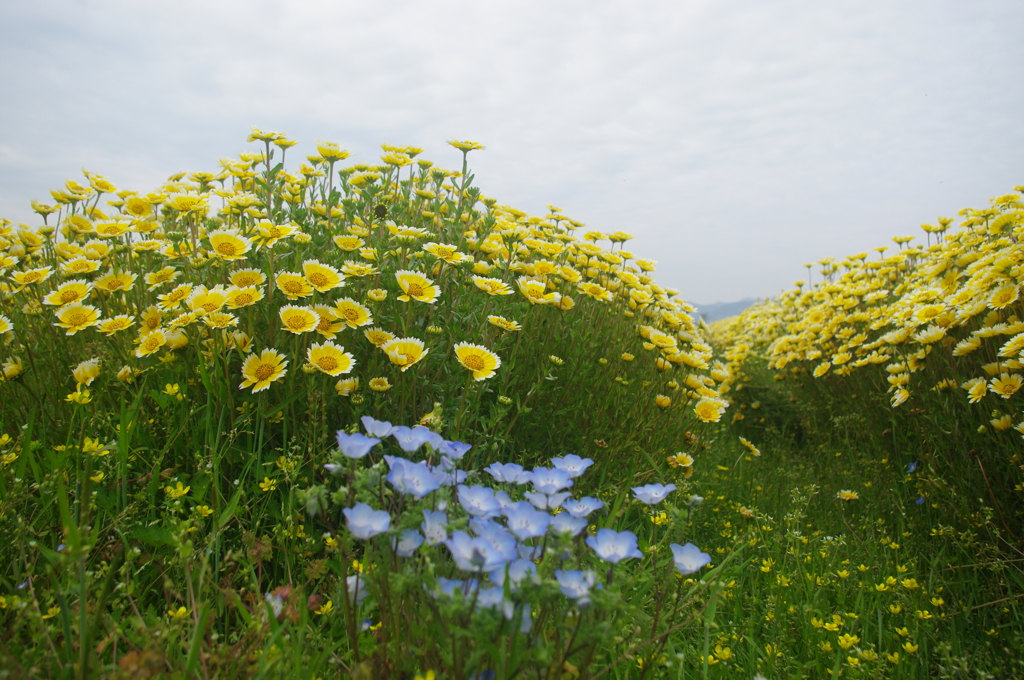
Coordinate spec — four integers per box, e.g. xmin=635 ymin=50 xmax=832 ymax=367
xmin=1 ymin=0 xmax=1021 ymax=305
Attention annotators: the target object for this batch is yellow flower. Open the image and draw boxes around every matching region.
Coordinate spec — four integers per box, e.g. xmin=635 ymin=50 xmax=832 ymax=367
xmin=256 ymin=221 xmax=297 ymax=247
xmin=135 ymin=330 xmax=167 ymax=358
xmin=988 ymin=284 xmax=1019 ymax=309
xmin=194 ymin=505 xmax=213 ymax=518
xmin=655 ymin=394 xmax=671 ymax=408
xmin=315 ymin=600 xmax=334 ymax=616
xmin=383 ymin=337 xmax=429 ymax=371
xmin=230 ymin=269 xmax=266 ymax=288
xmin=168 ymin=606 xmax=188 ymax=620
xmin=667 ymin=452 xmax=693 ymax=468
xmin=341 ymin=261 xmax=378 ymax=278
xmin=902 ymin=642 xmax=918 ymax=654
xmin=989 ymin=373 xmax=1022 ymax=399
xmin=54 ymin=303 xmax=101 ymax=334
xmin=90 ymin=471 xmax=105 ymax=483
xmin=472 ymin=275 xmax=513 ymax=296
xmin=517 ymin=276 xmax=559 ymax=305
xmin=369 ymin=377 xmax=392 ymax=392
xmin=837 ymin=633 xmax=860 ymax=650
xmin=0 ymin=315 xmax=12 ymax=336
xmin=333 ymin=235 xmax=365 ymax=251
xmin=279 ymin=305 xmax=318 ymax=334
xmin=303 ymin=260 xmax=344 ymax=292
xmin=447 ymin=139 xmax=485 ymax=152
xmin=577 ymin=282 xmax=613 ymax=302
xmin=259 ymin=477 xmax=277 ymax=492
xmin=165 ymin=481 xmax=190 ymax=499
xmin=73 ymin=358 xmax=101 ymax=387
xmin=225 ymin=286 xmax=264 ymax=309
xmin=335 ymin=377 xmax=359 ymax=396
xmin=157 ymin=284 xmax=194 ymax=310
xmin=454 ymin=342 xmax=501 ymax=380
xmin=11 ymin=266 xmax=53 ymax=287
xmin=94 ymin=270 xmax=137 ymax=293
xmin=44 ymin=279 xmax=93 ymax=307
xmin=423 ymin=242 xmax=470 ymax=264
xmin=188 ymin=286 xmax=229 ymax=315
xmin=335 ymin=298 xmax=373 ymax=328
xmin=694 ymin=398 xmax=725 ymax=423
xmin=276 ymin=272 xmax=314 ymax=300
xmin=145 ymin=267 xmax=179 ymax=289
xmin=307 ymin=305 xmax=343 ymax=339
xmin=487 ymin=315 xmax=521 ymax=331
xmin=364 ymin=327 xmax=396 ymax=348
xmin=836 ymin=490 xmax=859 ymax=501
xmin=207 ymin=229 xmax=252 ymax=261
xmin=307 ymin=341 xmax=355 ymax=376
xmin=367 ymin=288 xmax=387 ymax=302
xmin=41 ymin=606 xmax=61 ymax=620
xmin=240 ymin=350 xmax=289 ymax=392
xmin=316 ymin=141 xmax=351 ymax=161
xmin=395 ymin=270 xmax=439 ymax=303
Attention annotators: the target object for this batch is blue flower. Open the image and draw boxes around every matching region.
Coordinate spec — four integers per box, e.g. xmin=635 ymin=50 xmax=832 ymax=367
xmin=549 ymin=512 xmax=588 ymax=536
xmin=343 ymin=502 xmax=391 ymax=540
xmin=360 ymin=415 xmax=395 ymax=438
xmin=431 ymin=456 xmax=468 ymax=486
xmin=457 ymin=485 xmax=503 ymax=519
xmin=470 ymin=518 xmax=519 ymax=564
xmin=440 ymin=439 xmax=472 ymax=460
xmin=335 ymin=431 xmax=381 ymax=459
xmin=529 ymin=467 xmax=574 ymax=494
xmin=392 ymin=529 xmax=424 ymax=557
xmin=524 ymin=491 xmax=571 ymax=511
xmin=916 ymin=496 xmax=925 ymax=505
xmin=502 ymin=502 xmax=551 ymax=541
xmin=562 ymin=496 xmax=604 ymax=518
xmin=550 ymin=454 xmax=594 ymax=478
xmin=906 ymin=461 xmax=918 ymax=474
xmin=391 ymin=425 xmax=443 ymax=453
xmin=586 ymin=528 xmax=643 ymax=564
xmin=554 ymin=569 xmax=597 ymax=606
xmin=631 ymin=483 xmax=677 ymax=505
xmin=385 ymin=456 xmax=443 ymax=499
xmin=483 ymin=462 xmax=530 ymax=484
xmin=421 ymin=509 xmax=448 ymax=545
xmin=489 ymin=558 xmax=537 ymax=590
xmin=445 ymin=530 xmax=512 ymax=572
xmin=670 ymin=542 xmax=711 ymax=575
xmin=346 ymin=574 xmax=369 ymax=604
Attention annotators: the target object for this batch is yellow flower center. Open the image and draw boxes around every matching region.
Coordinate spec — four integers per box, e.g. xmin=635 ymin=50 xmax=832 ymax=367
xmin=254 ymin=364 xmax=275 ymax=381
xmin=24 ymin=272 xmax=42 ymax=282
xmin=61 ymin=290 xmax=80 ymax=303
xmin=406 ymin=283 xmax=425 ymax=297
xmin=67 ymin=312 xmax=88 ymax=326
xmin=343 ymin=309 xmax=359 ymax=321
xmin=216 ymin=242 xmax=238 ymax=256
xmin=287 ymin=316 xmax=306 ymax=330
xmin=463 ymin=354 xmax=486 ymax=371
xmin=308 ymin=273 xmax=328 ymax=287
xmin=234 ymin=293 xmax=253 ymax=305
xmin=284 ymin=281 xmax=303 ymax=293
xmin=317 ymin=357 xmax=339 ymax=372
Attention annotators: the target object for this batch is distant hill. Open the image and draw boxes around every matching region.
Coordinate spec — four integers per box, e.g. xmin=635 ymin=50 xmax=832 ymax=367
xmin=692 ymin=298 xmax=758 ymax=322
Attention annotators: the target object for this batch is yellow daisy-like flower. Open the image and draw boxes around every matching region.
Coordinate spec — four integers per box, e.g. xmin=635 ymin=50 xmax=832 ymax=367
xmin=94 ymin=271 xmax=136 ymax=293
xmin=0 ymin=315 xmax=12 ymax=335
xmin=341 ymin=261 xmax=378 ymax=278
xmin=97 ymin=315 xmax=135 ymax=336
xmin=135 ymin=329 xmax=167 ymax=358
xmin=206 ymin=229 xmax=252 ymax=261
xmin=203 ymin=312 xmax=237 ymax=329
xmin=988 ymin=284 xmax=1020 ymax=310
xmin=276 ymin=272 xmax=314 ymax=300
xmin=259 ymin=477 xmax=278 ymax=492
xmin=158 ymin=284 xmax=194 ymax=310
xmin=448 ymin=139 xmax=485 ymax=152
xmin=364 ymin=327 xmax=395 ymax=348
xmin=395 ymin=270 xmax=439 ymax=304
xmin=279 ymin=305 xmax=318 ymax=334
xmin=95 ymin=221 xmax=131 ymax=238
xmin=655 ymin=394 xmax=671 ymax=408
xmin=123 ymin=196 xmax=152 ymax=218
xmin=225 ymin=286 xmax=264 ymax=309
xmin=316 ymin=141 xmax=351 ymax=161
xmin=240 ymin=350 xmax=288 ymax=392
xmin=813 ymin=362 xmax=831 ymax=378
xmin=10 ymin=266 xmax=53 ymax=287
xmin=369 ymin=377 xmax=392 ymax=392
xmin=138 ymin=306 xmax=163 ymax=335
xmin=306 ymin=341 xmax=355 ymax=376
xmin=454 ymin=342 xmax=501 ymax=380
xmin=577 ymin=282 xmax=613 ymax=302
xmin=472 ymin=276 xmax=513 ymax=296
xmin=166 ymin=328 xmax=189 ymax=351
xmin=423 ymin=242 xmax=471 ymax=265
xmin=230 ymin=269 xmax=266 ymax=288
xmin=335 ymin=377 xmax=359 ymax=396
xmin=383 ymin=337 xmax=429 ymax=371
xmin=187 ymin=286 xmax=229 ymax=315
xmin=333 ymin=235 xmax=365 ymax=251
xmin=73 ymin=358 xmax=101 ymax=387
xmin=961 ymin=377 xmax=988 ymax=404
xmin=837 ymin=490 xmax=859 ymax=501
xmin=913 ymin=325 xmax=945 ymax=344
xmin=334 ymin=298 xmax=373 ymax=328
xmin=303 ymin=260 xmax=344 ymax=293
xmin=989 ymin=373 xmax=1022 ymax=399
xmin=694 ymin=398 xmax=725 ymax=423
xmin=54 ymin=303 xmax=101 ymax=334
xmin=145 ymin=267 xmax=179 ymax=289
xmin=308 ymin=305 xmax=343 ymax=339
xmin=488 ymin=315 xmax=521 ymax=331
xmin=367 ymin=288 xmax=388 ymax=302
xmin=61 ymin=257 xmax=100 ymax=275
xmin=256 ymin=221 xmax=297 ymax=247
xmin=517 ymin=276 xmax=559 ymax=305
xmin=43 ymin=279 xmax=93 ymax=307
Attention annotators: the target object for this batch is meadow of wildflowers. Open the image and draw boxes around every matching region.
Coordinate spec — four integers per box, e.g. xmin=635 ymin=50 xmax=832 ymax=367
xmin=0 ymin=129 xmax=1021 ymax=678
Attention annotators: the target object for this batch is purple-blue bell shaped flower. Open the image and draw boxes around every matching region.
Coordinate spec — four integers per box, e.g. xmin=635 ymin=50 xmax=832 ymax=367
xmin=335 ymin=431 xmax=381 ymax=459
xmin=631 ymin=483 xmax=677 ymax=505
xmin=524 ymin=491 xmax=571 ymax=511
xmin=440 ymin=439 xmax=472 ymax=460
xmin=555 ymin=569 xmax=597 ymax=606
xmin=391 ymin=425 xmax=443 ymax=453
xmin=385 ymin=456 xmax=443 ymax=499
xmin=392 ymin=529 xmax=425 ymax=557
xmin=549 ymin=512 xmax=588 ymax=536
xmin=343 ymin=502 xmax=391 ymax=540
xmin=421 ymin=509 xmax=448 ymax=545
xmin=445 ymin=531 xmax=512 ymax=573
xmin=502 ymin=502 xmax=551 ymax=541
xmin=670 ymin=542 xmax=711 ymax=575
xmin=529 ymin=467 xmax=574 ymax=494
xmin=484 ymin=462 xmax=530 ymax=484
xmin=562 ymin=497 xmax=604 ymax=518
xmin=551 ymin=454 xmax=594 ymax=478
xmin=458 ymin=485 xmax=503 ymax=519
xmin=360 ymin=415 xmax=395 ymax=438
xmin=586 ymin=528 xmax=643 ymax=564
